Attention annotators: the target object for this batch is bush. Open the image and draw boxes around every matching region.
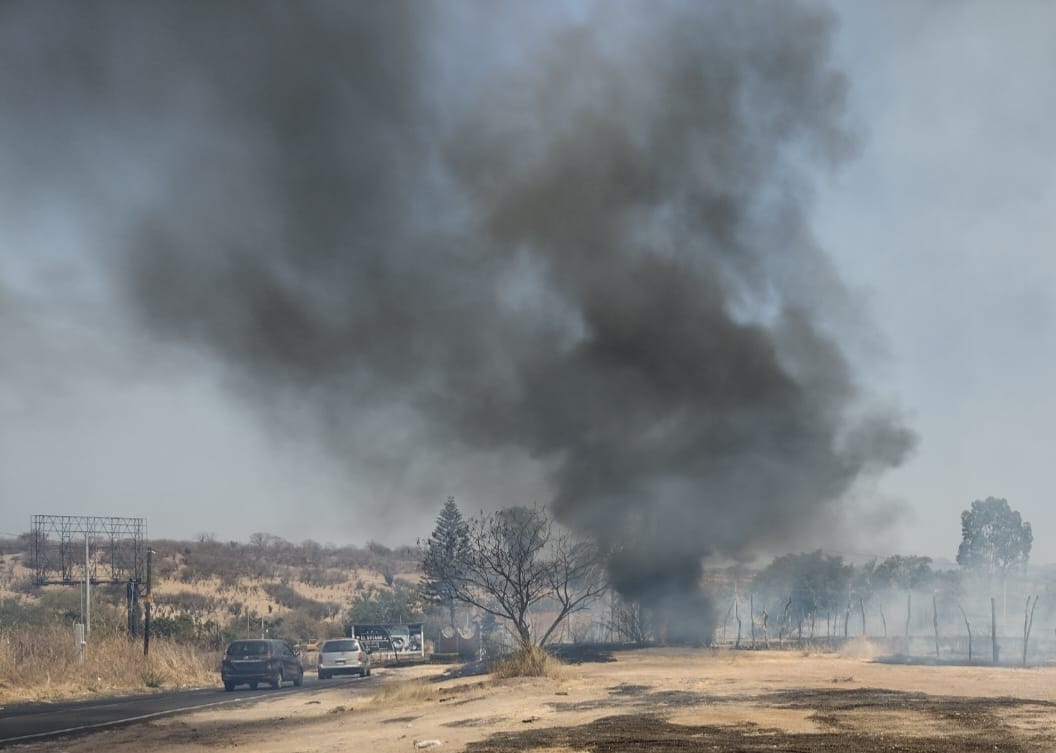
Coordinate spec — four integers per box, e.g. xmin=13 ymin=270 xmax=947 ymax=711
xmin=490 ymin=645 xmax=564 ymax=679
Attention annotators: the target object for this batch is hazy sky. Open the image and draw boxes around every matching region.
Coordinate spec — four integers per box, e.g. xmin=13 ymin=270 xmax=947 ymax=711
xmin=1 ymin=2 xmax=1054 ymax=567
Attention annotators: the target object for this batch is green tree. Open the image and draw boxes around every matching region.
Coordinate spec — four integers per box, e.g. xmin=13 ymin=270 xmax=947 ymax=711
xmin=753 ymin=550 xmax=852 ymax=633
xmin=873 ymin=555 xmax=934 ymax=592
xmin=956 ymin=497 xmax=1032 ymax=578
xmin=420 ymin=496 xmax=470 ymax=628
xmin=346 ymin=581 xmax=424 ymax=626
xmin=872 ymin=554 xmax=935 ymax=638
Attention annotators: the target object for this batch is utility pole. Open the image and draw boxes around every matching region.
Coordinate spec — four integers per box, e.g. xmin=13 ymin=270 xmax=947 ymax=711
xmin=144 ymin=548 xmax=154 ymax=656
xmin=85 ymin=533 xmax=91 ymax=640
xmin=127 ymin=579 xmax=139 ymax=636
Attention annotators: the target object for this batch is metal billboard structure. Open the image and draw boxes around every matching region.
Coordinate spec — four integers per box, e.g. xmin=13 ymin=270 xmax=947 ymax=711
xmin=31 ymin=514 xmax=148 ymax=585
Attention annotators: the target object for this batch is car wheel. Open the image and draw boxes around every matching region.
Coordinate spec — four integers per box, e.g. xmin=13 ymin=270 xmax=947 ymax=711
xmin=294 ymin=668 xmax=304 ymax=687
xmin=319 ymin=670 xmax=329 ymax=680
xmin=367 ymin=667 xmax=371 ymax=677
xmin=360 ymin=667 xmax=367 ymax=678
xmin=224 ymin=681 xmax=235 ymax=692
xmin=249 ymin=682 xmax=258 ymax=690
xmin=271 ymin=667 xmax=284 ymax=689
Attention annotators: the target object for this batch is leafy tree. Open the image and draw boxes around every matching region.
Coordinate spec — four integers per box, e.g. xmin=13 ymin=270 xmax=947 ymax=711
xmin=871 ymin=554 xmax=935 ymax=637
xmin=753 ymin=550 xmax=852 ymax=629
xmin=438 ymin=505 xmax=607 ymax=649
xmin=346 ymin=581 xmax=424 ymax=627
xmin=873 ymin=555 xmax=933 ymax=592
xmin=420 ymin=497 xmax=470 ymax=628
xmin=956 ymin=497 xmax=1032 ymax=577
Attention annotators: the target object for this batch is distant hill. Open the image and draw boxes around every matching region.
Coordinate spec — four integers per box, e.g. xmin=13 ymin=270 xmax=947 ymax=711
xmin=0 ymin=534 xmax=423 ymax=646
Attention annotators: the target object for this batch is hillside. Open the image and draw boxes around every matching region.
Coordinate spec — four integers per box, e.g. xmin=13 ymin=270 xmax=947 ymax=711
xmin=0 ymin=534 xmax=424 ymax=647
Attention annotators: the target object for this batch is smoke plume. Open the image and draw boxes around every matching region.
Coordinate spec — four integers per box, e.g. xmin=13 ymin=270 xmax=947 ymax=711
xmin=0 ymin=1 xmax=914 ymax=605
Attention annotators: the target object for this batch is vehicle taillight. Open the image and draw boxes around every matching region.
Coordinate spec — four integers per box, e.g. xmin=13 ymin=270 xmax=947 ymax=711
xmin=358 ymin=652 xmax=364 ymax=661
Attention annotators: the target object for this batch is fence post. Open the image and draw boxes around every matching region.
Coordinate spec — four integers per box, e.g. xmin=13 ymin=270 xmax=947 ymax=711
xmin=991 ymin=597 xmax=999 ymax=665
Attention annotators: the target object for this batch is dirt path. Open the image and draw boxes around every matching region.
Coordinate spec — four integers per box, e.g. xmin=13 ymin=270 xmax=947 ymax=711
xmin=15 ymin=645 xmax=1056 ymax=752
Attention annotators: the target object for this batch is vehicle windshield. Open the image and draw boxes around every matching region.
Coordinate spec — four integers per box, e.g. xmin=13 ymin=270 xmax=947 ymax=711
xmin=226 ymin=640 xmax=268 ymax=657
xmin=322 ymin=640 xmax=359 ymax=652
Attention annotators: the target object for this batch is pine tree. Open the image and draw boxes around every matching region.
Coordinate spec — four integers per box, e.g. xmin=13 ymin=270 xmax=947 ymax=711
xmin=421 ymin=496 xmax=469 ymax=628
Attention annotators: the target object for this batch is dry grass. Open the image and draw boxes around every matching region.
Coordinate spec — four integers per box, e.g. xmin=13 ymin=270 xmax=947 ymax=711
xmin=490 ymin=645 xmax=565 ymax=679
xmin=369 ymin=678 xmax=439 ymax=707
xmin=0 ymin=626 xmax=219 ymax=704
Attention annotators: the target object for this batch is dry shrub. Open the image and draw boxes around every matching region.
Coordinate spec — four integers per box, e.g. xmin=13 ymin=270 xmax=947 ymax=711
xmin=490 ymin=645 xmax=564 ymax=679
xmin=0 ymin=626 xmax=219 ymax=704
xmin=369 ymin=679 xmax=438 ymax=707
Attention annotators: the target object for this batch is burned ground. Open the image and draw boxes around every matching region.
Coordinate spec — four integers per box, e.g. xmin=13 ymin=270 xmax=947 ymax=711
xmin=468 ymin=688 xmax=1056 ymax=753
xmin=464 ymin=712 xmax=1038 ymax=752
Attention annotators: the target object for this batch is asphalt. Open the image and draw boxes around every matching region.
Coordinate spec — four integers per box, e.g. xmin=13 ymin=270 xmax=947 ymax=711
xmin=0 ymin=673 xmax=369 ymax=746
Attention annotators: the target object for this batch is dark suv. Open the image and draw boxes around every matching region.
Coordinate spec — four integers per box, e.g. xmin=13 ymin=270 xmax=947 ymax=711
xmin=221 ymin=639 xmax=304 ymax=691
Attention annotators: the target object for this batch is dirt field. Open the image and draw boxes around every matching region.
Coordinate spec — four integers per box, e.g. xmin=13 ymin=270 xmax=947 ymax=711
xmin=14 ymin=644 xmax=1056 ymax=752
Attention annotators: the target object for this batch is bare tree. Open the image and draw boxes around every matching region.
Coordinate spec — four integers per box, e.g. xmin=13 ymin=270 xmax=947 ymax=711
xmin=442 ymin=506 xmax=607 ymax=649
xmin=612 ymin=594 xmax=647 ymax=643
xmin=540 ymin=530 xmax=608 ymax=646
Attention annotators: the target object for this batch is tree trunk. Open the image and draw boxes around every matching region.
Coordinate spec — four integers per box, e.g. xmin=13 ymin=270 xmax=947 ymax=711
xmin=1023 ymin=594 xmax=1039 ymax=667
xmin=932 ymin=594 xmax=939 ymax=658
xmin=905 ymin=593 xmax=912 ymax=656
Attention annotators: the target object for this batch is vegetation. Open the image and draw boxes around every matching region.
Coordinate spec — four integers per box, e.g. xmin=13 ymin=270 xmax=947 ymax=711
xmin=0 ymin=495 xmax=1049 ymax=702
xmin=0 ymin=621 xmax=216 ymax=704
xmin=957 ymin=497 xmax=1033 ymax=577
xmin=0 ymin=533 xmax=420 ymax=702
xmin=368 ymin=678 xmax=438 ymax=707
xmin=752 ymin=550 xmax=852 ymax=632
xmin=422 ymin=503 xmax=607 ymax=649
xmin=420 ymin=496 xmax=470 ymax=628
xmin=346 ymin=581 xmax=424 ymax=626
xmin=490 ymin=644 xmax=565 ymax=679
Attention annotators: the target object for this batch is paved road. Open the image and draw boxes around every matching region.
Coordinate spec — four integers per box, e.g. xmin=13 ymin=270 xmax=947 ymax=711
xmin=0 ymin=674 xmax=370 ymax=746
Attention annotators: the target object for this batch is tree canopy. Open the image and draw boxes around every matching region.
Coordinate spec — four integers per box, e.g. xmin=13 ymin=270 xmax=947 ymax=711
xmin=956 ymin=497 xmax=1032 ymax=577
xmin=421 ymin=504 xmax=607 ymax=648
xmin=752 ymin=550 xmax=851 ymax=625
xmin=420 ymin=496 xmax=470 ymax=628
xmin=872 ymin=555 xmax=934 ymax=592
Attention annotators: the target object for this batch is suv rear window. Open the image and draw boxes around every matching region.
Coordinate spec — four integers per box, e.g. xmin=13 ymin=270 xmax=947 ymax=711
xmin=227 ymin=640 xmax=269 ymax=657
xmin=321 ymin=640 xmax=359 ymax=652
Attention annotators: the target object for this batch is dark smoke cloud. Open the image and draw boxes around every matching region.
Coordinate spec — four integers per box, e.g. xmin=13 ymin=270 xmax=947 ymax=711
xmin=0 ymin=1 xmax=914 ymax=603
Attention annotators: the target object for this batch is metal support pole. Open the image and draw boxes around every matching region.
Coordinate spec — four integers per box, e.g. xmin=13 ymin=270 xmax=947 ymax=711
xmin=127 ymin=579 xmax=139 ymax=637
xmin=85 ymin=533 xmax=91 ymax=640
xmin=144 ymin=548 xmax=153 ymax=656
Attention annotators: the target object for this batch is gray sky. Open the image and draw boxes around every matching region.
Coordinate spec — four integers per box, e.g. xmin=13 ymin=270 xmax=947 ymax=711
xmin=814 ymin=0 xmax=1056 ymax=564
xmin=1 ymin=2 xmax=1053 ymax=567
